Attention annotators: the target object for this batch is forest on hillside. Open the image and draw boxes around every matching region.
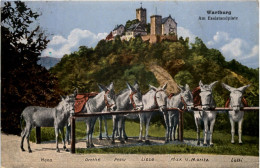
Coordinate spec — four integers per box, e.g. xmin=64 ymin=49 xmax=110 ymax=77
xmin=50 ymin=36 xmax=259 ymax=136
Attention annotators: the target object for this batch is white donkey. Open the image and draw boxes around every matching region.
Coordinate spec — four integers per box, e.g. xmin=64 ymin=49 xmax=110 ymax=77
xmin=193 ymin=80 xmax=218 ymax=146
xmin=139 ymin=83 xmax=168 ymax=143
xmin=222 ymin=83 xmax=250 ymax=144
xmin=167 ymin=84 xmax=194 ymax=141
xmin=20 ymin=93 xmax=76 ymax=153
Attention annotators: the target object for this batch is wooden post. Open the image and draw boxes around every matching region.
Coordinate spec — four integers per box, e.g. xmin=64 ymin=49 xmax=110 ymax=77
xmin=178 ymin=112 xmax=183 ymax=141
xmin=70 ymin=116 xmax=76 ymax=154
xmin=36 ymin=127 xmax=41 ymax=144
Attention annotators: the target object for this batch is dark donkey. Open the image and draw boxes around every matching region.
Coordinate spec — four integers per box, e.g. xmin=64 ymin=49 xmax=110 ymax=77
xmin=20 ymin=93 xmax=76 ymax=153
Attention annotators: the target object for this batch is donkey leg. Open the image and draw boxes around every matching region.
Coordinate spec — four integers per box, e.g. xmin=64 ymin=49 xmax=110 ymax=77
xmin=60 ymin=128 xmax=67 ymax=151
xmin=169 ymin=115 xmax=173 ymax=141
xmin=90 ymin=119 xmax=96 ymax=148
xmin=26 ymin=126 xmax=33 ymax=153
xmin=98 ymin=116 xmax=103 ymax=140
xmin=20 ymin=128 xmax=27 ymax=151
xmin=229 ymin=117 xmax=235 ymax=144
xmin=203 ymin=119 xmax=208 ymax=146
xmin=55 ymin=127 xmax=60 ymax=152
xmin=138 ymin=115 xmax=144 ymax=142
xmin=238 ymin=118 xmax=243 ymax=144
xmin=66 ymin=124 xmax=71 ymax=145
xmin=122 ymin=117 xmax=128 ymax=141
xmin=209 ymin=119 xmax=216 ymax=146
xmin=118 ymin=117 xmax=125 ymax=144
xmin=111 ymin=116 xmax=117 ymax=144
xmin=196 ymin=120 xmax=201 ymax=146
xmin=144 ymin=115 xmax=152 ymax=144
xmin=104 ymin=117 xmax=110 ymax=140
xmin=86 ymin=121 xmax=91 ymax=148
xmin=163 ymin=112 xmax=170 ymax=143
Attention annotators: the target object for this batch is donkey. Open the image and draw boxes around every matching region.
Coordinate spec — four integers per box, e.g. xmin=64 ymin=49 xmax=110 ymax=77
xmin=111 ymin=82 xmax=143 ymax=144
xmin=82 ymin=83 xmax=116 ymax=148
xmin=139 ymin=83 xmax=168 ymax=143
xmin=193 ymin=80 xmax=218 ymax=146
xmin=167 ymin=84 xmax=194 ymax=141
xmin=98 ymin=115 xmax=110 ymax=140
xmin=20 ymin=93 xmax=76 ymax=153
xmin=222 ymin=83 xmax=250 ymax=144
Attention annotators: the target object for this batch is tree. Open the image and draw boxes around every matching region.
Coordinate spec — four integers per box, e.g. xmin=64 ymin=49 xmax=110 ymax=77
xmin=1 ymin=1 xmax=61 ymax=134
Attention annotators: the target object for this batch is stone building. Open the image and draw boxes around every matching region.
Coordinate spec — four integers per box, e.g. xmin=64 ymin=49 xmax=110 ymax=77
xmin=125 ymin=23 xmax=147 ymax=41
xmin=162 ymin=15 xmax=177 ymax=35
xmin=136 ymin=7 xmax=147 ymax=25
xmin=150 ymin=15 xmax=162 ymax=35
xmin=112 ymin=24 xmax=125 ymax=37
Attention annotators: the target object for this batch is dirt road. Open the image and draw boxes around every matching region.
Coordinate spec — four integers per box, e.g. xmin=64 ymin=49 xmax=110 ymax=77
xmin=1 ymin=133 xmax=259 ymax=168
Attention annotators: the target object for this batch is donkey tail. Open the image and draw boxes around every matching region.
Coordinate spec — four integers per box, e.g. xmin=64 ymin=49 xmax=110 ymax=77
xmin=20 ymin=114 xmax=25 ymax=131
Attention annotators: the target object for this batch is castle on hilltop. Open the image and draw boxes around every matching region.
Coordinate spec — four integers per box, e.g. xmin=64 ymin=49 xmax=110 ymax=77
xmin=106 ymin=5 xmax=178 ymax=43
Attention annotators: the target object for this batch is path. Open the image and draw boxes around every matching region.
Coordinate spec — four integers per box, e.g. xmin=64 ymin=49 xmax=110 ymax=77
xmin=1 ymin=133 xmax=259 ymax=168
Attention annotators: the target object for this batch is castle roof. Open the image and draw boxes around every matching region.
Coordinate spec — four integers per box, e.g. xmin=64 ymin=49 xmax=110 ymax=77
xmin=113 ymin=24 xmax=124 ymax=31
xmin=127 ymin=23 xmax=146 ymax=32
xmin=162 ymin=15 xmax=177 ymax=24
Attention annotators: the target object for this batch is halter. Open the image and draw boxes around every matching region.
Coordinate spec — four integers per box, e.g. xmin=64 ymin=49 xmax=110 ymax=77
xmin=225 ymin=97 xmax=248 ymax=108
xmin=200 ymin=89 xmax=213 ymax=108
xmin=129 ymin=91 xmax=139 ymax=110
xmin=104 ymin=90 xmax=114 ymax=111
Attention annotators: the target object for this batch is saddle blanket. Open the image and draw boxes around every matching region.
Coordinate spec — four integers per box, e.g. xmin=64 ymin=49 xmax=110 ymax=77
xmin=75 ymin=92 xmax=98 ymax=113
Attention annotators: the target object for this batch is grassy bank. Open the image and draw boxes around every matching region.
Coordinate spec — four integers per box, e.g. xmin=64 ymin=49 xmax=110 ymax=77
xmin=29 ymin=119 xmax=259 ymax=156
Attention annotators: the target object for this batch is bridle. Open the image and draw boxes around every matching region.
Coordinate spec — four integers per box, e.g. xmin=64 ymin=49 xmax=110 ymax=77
xmin=168 ymin=93 xmax=188 ymax=111
xmin=225 ymin=91 xmax=248 ymax=108
xmin=200 ymin=90 xmax=213 ymax=108
xmin=104 ymin=90 xmax=114 ymax=111
xmin=129 ymin=91 xmax=139 ymax=110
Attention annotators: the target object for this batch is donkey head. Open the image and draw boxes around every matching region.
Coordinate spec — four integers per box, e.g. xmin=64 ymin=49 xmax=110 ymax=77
xmin=199 ymin=80 xmax=218 ymax=110
xmin=178 ymin=84 xmax=194 ymax=111
xmin=149 ymin=83 xmax=168 ymax=112
xmin=98 ymin=82 xmax=117 ymax=111
xmin=222 ymin=83 xmax=250 ymax=112
xmin=127 ymin=81 xmax=143 ymax=110
xmin=59 ymin=92 xmax=76 ymax=114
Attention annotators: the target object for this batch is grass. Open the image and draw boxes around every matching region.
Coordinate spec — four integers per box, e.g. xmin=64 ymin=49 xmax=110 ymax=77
xmin=29 ymin=119 xmax=259 ymax=156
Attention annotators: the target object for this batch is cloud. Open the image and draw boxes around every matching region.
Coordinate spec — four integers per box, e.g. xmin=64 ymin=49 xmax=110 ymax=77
xmin=207 ymin=31 xmax=259 ymax=68
xmin=177 ymin=27 xmax=196 ymax=43
xmin=207 ymin=31 xmax=230 ymax=46
xmin=42 ymin=28 xmax=108 ymax=58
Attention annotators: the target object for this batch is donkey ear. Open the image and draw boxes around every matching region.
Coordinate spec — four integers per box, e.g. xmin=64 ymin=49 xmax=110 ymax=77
xmin=126 ymin=82 xmax=135 ymax=92
xmin=60 ymin=95 xmax=65 ymax=100
xmin=222 ymin=83 xmax=235 ymax=92
xmin=149 ymin=84 xmax=157 ymax=91
xmin=199 ymin=80 xmax=203 ymax=87
xmin=185 ymin=84 xmax=190 ymax=91
xmin=133 ymin=81 xmax=140 ymax=91
xmin=73 ymin=88 xmax=78 ymax=97
xmin=107 ymin=82 xmax=114 ymax=90
xmin=98 ymin=84 xmax=108 ymax=92
xmin=238 ymin=84 xmax=250 ymax=93
xmin=209 ymin=81 xmax=218 ymax=89
xmin=162 ymin=83 xmax=168 ymax=90
xmin=177 ymin=84 xmax=184 ymax=92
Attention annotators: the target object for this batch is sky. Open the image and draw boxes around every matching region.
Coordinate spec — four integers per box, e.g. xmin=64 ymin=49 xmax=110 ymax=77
xmin=6 ymin=1 xmax=259 ymax=68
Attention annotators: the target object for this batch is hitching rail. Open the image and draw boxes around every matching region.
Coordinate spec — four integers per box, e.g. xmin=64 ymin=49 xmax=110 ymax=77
xmin=69 ymin=106 xmax=259 ymax=153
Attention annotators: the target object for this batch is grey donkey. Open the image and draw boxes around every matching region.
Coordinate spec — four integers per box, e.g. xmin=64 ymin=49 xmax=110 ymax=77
xmin=20 ymin=93 xmax=76 ymax=153
xmin=193 ymin=80 xmax=218 ymax=146
xmin=222 ymin=83 xmax=250 ymax=144
xmin=167 ymin=84 xmax=194 ymax=141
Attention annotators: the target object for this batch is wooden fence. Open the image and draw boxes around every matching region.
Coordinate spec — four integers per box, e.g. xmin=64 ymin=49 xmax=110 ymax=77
xmin=69 ymin=106 xmax=259 ymax=154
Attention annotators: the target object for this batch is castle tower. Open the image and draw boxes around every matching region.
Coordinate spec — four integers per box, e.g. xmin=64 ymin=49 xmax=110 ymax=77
xmin=136 ymin=5 xmax=147 ymax=25
xmin=150 ymin=15 xmax=162 ymax=35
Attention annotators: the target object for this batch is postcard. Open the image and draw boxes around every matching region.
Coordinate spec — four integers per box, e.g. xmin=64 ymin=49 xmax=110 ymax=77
xmin=1 ymin=0 xmax=259 ymax=167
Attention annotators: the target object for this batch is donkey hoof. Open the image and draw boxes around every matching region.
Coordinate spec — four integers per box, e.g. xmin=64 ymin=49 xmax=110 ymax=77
xmin=239 ymin=142 xmax=243 ymax=145
xmin=145 ymin=140 xmax=151 ymax=145
xmin=197 ymin=142 xmax=200 ymax=146
xmin=63 ymin=146 xmax=67 ymax=150
xmin=111 ymin=141 xmax=115 ymax=144
xmin=203 ymin=144 xmax=207 ymax=147
xmin=137 ymin=140 xmax=143 ymax=143
xmin=120 ymin=140 xmax=125 ymax=144
xmin=210 ymin=144 xmax=214 ymax=147
xmin=124 ymin=137 xmax=128 ymax=141
xmin=65 ymin=148 xmax=69 ymax=152
xmin=21 ymin=148 xmax=25 ymax=152
xmin=99 ymin=136 xmax=103 ymax=140
xmin=231 ymin=142 xmax=235 ymax=144
xmin=28 ymin=149 xmax=32 ymax=153
xmin=106 ymin=137 xmax=111 ymax=140
xmin=56 ymin=149 xmax=60 ymax=153
xmin=91 ymin=144 xmax=95 ymax=148
xmin=87 ymin=145 xmax=91 ymax=148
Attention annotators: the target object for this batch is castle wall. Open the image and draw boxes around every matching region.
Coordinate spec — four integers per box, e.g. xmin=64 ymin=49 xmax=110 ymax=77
xmin=136 ymin=8 xmax=147 ymax=25
xmin=162 ymin=18 xmax=177 ymax=35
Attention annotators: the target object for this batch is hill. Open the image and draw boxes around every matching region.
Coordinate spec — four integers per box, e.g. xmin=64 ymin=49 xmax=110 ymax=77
xmin=38 ymin=56 xmax=61 ymax=69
